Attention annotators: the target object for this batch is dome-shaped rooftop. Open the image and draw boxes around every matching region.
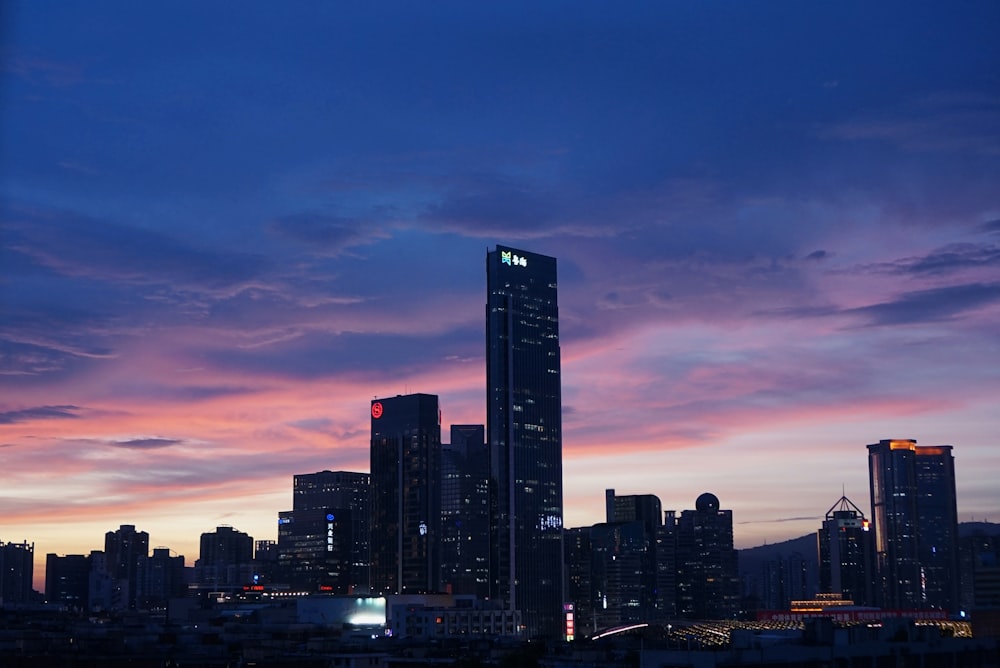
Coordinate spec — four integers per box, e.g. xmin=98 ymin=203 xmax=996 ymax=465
xmin=696 ymin=492 xmax=720 ymax=512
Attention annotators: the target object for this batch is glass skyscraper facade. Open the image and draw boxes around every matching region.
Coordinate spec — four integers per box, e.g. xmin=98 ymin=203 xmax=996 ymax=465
xmin=277 ymin=470 xmax=369 ymax=593
xmin=370 ymin=393 xmax=441 ymax=595
xmin=486 ymin=245 xmax=564 ymax=638
xmin=868 ymin=439 xmax=959 ymax=611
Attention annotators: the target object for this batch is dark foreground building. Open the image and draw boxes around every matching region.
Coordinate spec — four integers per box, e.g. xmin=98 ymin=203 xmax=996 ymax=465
xmin=0 ymin=540 xmax=34 ymax=605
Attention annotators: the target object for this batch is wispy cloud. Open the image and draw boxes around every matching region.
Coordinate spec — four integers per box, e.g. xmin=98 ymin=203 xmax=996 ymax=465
xmin=863 ymin=243 xmax=1000 ymax=276
xmin=4 ymin=206 xmax=267 ymax=291
xmin=0 ymin=405 xmax=81 ymax=424
xmin=846 ymin=282 xmax=1000 ymax=326
xmin=111 ymin=437 xmax=183 ymax=449
xmin=267 ymin=213 xmax=390 ymax=255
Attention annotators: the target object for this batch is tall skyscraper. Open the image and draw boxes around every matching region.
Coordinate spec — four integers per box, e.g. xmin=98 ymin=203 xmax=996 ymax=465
xmin=868 ymin=439 xmax=959 ymax=611
xmin=486 ymin=245 xmax=565 ymax=638
xmin=370 ymin=393 xmax=441 ymax=595
xmin=675 ymin=493 xmax=740 ymax=620
xmin=817 ymin=495 xmax=874 ymax=607
xmin=440 ymin=424 xmax=490 ymax=598
xmin=915 ymin=445 xmax=961 ymax=611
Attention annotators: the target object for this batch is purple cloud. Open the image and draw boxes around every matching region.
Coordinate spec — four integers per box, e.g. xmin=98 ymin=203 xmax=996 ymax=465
xmin=0 ymin=405 xmax=82 ymax=424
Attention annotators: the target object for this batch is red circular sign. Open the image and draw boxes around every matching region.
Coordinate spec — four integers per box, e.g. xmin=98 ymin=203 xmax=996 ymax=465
xmin=371 ymin=402 xmax=383 ymax=419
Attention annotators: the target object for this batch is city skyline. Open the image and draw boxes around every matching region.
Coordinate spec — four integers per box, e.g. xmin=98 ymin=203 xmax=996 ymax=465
xmin=2 ymin=1 xmax=999 ymax=588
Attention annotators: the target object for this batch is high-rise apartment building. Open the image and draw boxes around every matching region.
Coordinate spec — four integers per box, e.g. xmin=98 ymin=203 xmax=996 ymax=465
xmin=0 ymin=540 xmax=34 ymax=605
xmin=196 ymin=525 xmax=254 ymax=587
xmin=486 ymin=245 xmax=565 ymax=638
xmin=136 ymin=547 xmax=186 ymax=608
xmin=868 ymin=439 xmax=959 ymax=611
xmin=440 ymin=424 xmax=490 ymax=598
xmin=370 ymin=393 xmax=441 ymax=595
xmin=104 ymin=525 xmax=149 ymax=609
xmin=817 ymin=495 xmax=874 ymax=607
xmin=675 ymin=493 xmax=740 ymax=620
xmin=46 ymin=553 xmax=91 ymax=609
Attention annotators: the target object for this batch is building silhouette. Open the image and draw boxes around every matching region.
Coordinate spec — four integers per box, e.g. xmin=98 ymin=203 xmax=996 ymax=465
xmin=196 ymin=525 xmax=254 ymax=588
xmin=440 ymin=424 xmax=490 ymax=598
xmin=868 ymin=439 xmax=959 ymax=611
xmin=959 ymin=531 xmax=1000 ymax=611
xmin=136 ymin=547 xmax=186 ymax=608
xmin=46 ymin=553 xmax=91 ymax=609
xmin=278 ymin=470 xmax=369 ymax=593
xmin=0 ymin=540 xmax=34 ymax=605
xmin=605 ymin=489 xmax=665 ymax=620
xmin=370 ymin=393 xmax=441 ymax=595
xmin=817 ymin=495 xmax=874 ymax=607
xmin=760 ymin=551 xmax=811 ymax=611
xmin=486 ymin=245 xmax=565 ymax=638
xmin=676 ymin=493 xmax=740 ymax=620
xmin=104 ymin=525 xmax=149 ymax=609
xmin=564 ymin=527 xmax=594 ymax=634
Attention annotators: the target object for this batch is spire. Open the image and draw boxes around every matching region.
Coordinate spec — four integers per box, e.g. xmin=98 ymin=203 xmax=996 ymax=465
xmin=825 ymin=494 xmax=866 ymax=519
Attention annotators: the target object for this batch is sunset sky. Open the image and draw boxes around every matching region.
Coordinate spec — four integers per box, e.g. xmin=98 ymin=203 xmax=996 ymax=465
xmin=2 ymin=2 xmax=999 ymax=590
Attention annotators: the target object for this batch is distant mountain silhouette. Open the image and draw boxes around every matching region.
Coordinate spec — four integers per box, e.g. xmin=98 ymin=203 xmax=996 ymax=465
xmin=737 ymin=521 xmax=1000 ymax=595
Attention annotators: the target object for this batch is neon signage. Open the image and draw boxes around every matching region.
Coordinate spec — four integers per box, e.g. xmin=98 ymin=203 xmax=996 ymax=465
xmin=501 ymin=250 xmax=528 ymax=268
xmin=371 ymin=402 xmax=383 ymax=419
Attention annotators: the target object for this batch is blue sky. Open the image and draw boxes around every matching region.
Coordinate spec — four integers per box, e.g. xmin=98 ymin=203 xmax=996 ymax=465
xmin=2 ymin=2 xmax=999 ymax=581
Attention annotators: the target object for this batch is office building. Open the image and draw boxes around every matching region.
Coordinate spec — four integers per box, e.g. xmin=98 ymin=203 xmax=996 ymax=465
xmin=656 ymin=511 xmax=679 ymax=619
xmin=675 ymin=493 xmax=740 ymax=620
xmin=914 ymin=444 xmax=961 ymax=611
xmin=564 ymin=527 xmax=595 ymax=635
xmin=278 ymin=507 xmax=354 ymax=592
xmin=605 ymin=489 xmax=664 ymax=620
xmin=440 ymin=424 xmax=490 ymax=598
xmin=370 ymin=393 xmax=441 ymax=595
xmin=293 ymin=470 xmax=369 ymax=592
xmin=0 ymin=540 xmax=34 ymax=605
xmin=760 ymin=552 xmax=811 ymax=611
xmin=277 ymin=471 xmax=368 ymax=593
xmin=104 ymin=525 xmax=149 ymax=609
xmin=486 ymin=245 xmax=565 ymax=637
xmin=868 ymin=439 xmax=959 ymax=611
xmin=589 ymin=520 xmax=649 ymax=628
xmin=959 ymin=532 xmax=1000 ymax=611
xmin=817 ymin=495 xmax=874 ymax=607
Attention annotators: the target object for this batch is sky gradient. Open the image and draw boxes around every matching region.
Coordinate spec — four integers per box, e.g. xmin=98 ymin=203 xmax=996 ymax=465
xmin=2 ymin=2 xmax=999 ymax=589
